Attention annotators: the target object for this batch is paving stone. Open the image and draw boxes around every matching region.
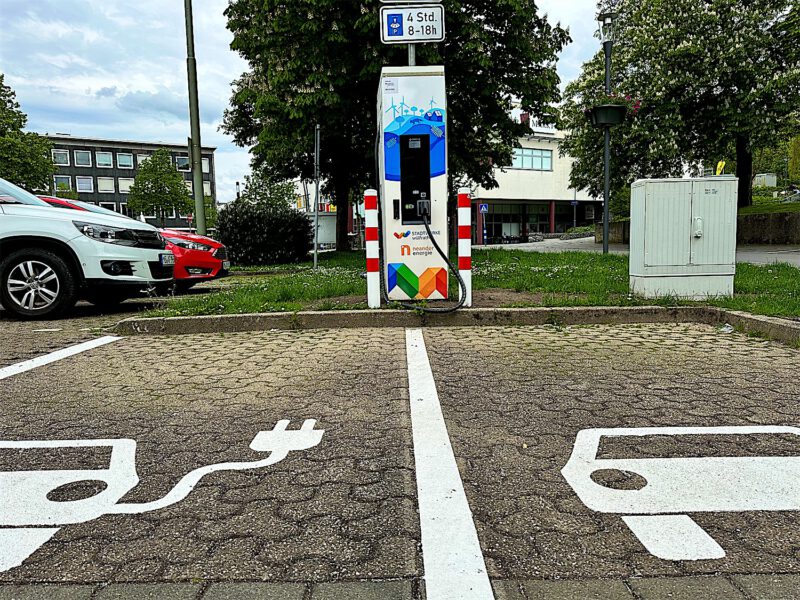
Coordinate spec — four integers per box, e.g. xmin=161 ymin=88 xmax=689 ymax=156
xmin=731 ymin=574 xmax=800 ymax=600
xmin=94 ymin=583 xmax=201 ymax=599
xmin=311 ymin=580 xmax=412 ymax=600
xmin=521 ymin=579 xmax=634 ymax=599
xmin=0 ymin=586 xmax=95 ymax=600
xmin=202 ymin=583 xmax=306 ymax=600
xmin=492 ymin=580 xmax=526 ymax=599
xmin=627 ymin=576 xmax=745 ymax=600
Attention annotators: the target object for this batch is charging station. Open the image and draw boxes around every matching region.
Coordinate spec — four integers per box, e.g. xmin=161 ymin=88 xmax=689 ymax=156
xmin=377 ymin=65 xmax=451 ymax=302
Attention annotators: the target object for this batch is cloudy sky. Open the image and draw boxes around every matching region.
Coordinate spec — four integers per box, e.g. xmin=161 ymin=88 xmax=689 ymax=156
xmin=1 ymin=0 xmax=598 ymax=203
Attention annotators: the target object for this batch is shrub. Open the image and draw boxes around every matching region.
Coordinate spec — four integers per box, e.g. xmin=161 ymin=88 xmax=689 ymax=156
xmin=217 ymin=200 xmax=312 ymax=265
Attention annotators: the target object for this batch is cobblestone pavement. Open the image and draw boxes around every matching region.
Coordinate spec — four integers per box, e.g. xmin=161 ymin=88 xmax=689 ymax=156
xmin=0 ymin=323 xmax=799 ymax=599
xmin=425 ymin=325 xmax=800 ymax=586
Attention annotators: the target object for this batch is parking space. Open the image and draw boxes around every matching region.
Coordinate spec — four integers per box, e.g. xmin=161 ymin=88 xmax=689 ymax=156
xmin=0 ymin=329 xmax=420 ymax=587
xmin=0 ymin=302 xmax=147 ymax=369
xmin=425 ymin=325 xmax=800 ymax=583
xmin=1 ymin=321 xmax=799 ymax=598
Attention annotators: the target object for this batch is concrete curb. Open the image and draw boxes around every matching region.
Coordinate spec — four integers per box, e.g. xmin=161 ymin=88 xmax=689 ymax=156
xmin=116 ymin=306 xmax=715 ymax=334
xmin=113 ymin=306 xmax=800 ymax=345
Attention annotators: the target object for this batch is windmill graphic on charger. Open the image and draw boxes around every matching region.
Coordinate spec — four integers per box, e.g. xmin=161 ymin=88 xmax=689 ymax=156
xmin=561 ymin=425 xmax=800 ymax=561
xmin=0 ymin=420 xmax=324 ymax=572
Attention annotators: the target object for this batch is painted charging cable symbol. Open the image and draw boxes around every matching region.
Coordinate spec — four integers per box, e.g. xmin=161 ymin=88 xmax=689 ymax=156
xmin=0 ymin=419 xmax=324 ymax=572
xmin=561 ymin=425 xmax=800 ymax=561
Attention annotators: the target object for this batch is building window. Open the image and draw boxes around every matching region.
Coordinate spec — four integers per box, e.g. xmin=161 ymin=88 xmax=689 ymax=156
xmin=202 ymin=157 xmax=210 ymax=174
xmin=176 ymin=156 xmax=190 ymax=171
xmin=585 ymin=206 xmax=595 ymax=220
xmin=118 ymin=178 xmax=134 ymax=194
xmin=117 ymin=153 xmax=134 ymax=169
xmin=53 ymin=175 xmax=71 ymax=191
xmin=511 ymin=148 xmax=553 ymax=171
xmin=74 ymin=150 xmax=92 ymax=167
xmin=75 ymin=176 xmax=94 ymax=193
xmin=119 ymin=202 xmax=130 ymax=217
xmin=203 ymin=181 xmax=211 ymax=196
xmin=52 ymin=149 xmax=69 ymax=166
xmin=96 ymin=152 xmax=113 ymax=168
xmin=99 ymin=202 xmax=117 ymax=212
xmin=97 ymin=177 xmax=115 ymax=193
xmin=184 ymin=180 xmax=193 ymax=194
xmin=137 ymin=154 xmax=150 ymax=166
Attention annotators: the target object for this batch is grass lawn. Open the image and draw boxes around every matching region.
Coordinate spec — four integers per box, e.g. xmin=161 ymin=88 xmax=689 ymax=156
xmin=145 ymin=249 xmax=800 ymax=319
xmin=740 ymin=201 xmax=800 ymax=215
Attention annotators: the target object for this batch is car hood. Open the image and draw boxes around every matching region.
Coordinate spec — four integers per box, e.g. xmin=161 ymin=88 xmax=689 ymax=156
xmin=160 ymin=229 xmax=222 ymax=247
xmin=3 ymin=204 xmax=159 ymax=232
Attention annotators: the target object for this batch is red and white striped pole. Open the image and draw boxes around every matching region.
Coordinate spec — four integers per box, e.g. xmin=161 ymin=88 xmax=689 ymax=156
xmin=457 ymin=187 xmax=473 ymax=307
xmin=364 ymin=189 xmax=380 ymax=308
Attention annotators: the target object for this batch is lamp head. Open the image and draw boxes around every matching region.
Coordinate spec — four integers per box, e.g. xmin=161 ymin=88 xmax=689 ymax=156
xmin=597 ymin=11 xmax=617 ymax=43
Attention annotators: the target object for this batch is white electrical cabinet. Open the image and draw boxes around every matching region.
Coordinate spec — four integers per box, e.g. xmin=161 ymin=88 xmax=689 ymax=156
xmin=629 ymin=177 xmax=738 ymax=300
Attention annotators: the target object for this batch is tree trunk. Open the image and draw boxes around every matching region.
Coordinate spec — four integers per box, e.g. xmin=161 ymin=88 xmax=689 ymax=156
xmin=334 ymin=180 xmax=351 ymax=251
xmin=735 ymin=134 xmax=753 ymax=208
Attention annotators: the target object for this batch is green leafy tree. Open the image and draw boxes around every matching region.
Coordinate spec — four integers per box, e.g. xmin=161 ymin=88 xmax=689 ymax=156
xmin=561 ymin=0 xmax=799 ymax=209
xmin=238 ymin=170 xmax=298 ymax=210
xmin=224 ymin=0 xmax=569 ymax=249
xmin=204 ymin=196 xmax=219 ymax=229
xmin=0 ymin=74 xmax=55 ymax=190
xmin=789 ymin=136 xmax=800 ymax=183
xmin=127 ymin=148 xmax=193 ymax=226
xmin=55 ymin=182 xmax=79 ymax=200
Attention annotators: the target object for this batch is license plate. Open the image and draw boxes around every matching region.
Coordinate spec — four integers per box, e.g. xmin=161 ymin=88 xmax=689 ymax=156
xmin=223 ymin=260 xmax=231 ymax=270
xmin=160 ymin=253 xmax=176 ymax=266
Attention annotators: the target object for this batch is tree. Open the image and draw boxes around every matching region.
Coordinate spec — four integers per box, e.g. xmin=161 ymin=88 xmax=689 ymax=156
xmin=561 ymin=0 xmax=799 ymax=209
xmin=204 ymin=196 xmax=219 ymax=230
xmin=55 ymin=182 xmax=79 ymax=200
xmin=789 ymin=136 xmax=800 ymax=183
xmin=127 ymin=148 xmax=193 ymax=226
xmin=0 ymin=74 xmax=55 ymax=190
xmin=238 ymin=170 xmax=298 ymax=210
xmin=224 ymin=1 xmax=569 ymax=249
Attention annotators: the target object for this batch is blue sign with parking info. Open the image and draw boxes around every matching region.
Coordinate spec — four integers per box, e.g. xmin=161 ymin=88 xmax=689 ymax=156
xmin=387 ymin=14 xmax=403 ymax=37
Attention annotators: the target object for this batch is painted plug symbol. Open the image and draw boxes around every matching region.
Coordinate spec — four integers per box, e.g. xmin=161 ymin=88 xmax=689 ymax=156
xmin=250 ymin=419 xmax=324 ymax=462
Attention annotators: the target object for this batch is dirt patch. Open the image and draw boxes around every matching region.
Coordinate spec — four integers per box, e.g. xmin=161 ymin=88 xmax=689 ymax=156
xmin=471 ymin=288 xmax=545 ymax=308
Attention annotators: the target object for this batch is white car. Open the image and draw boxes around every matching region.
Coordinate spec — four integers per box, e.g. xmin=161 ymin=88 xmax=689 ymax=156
xmin=0 ymin=177 xmax=175 ymax=319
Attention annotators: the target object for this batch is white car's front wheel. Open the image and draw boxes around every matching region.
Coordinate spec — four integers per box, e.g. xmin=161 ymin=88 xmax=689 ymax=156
xmin=0 ymin=249 xmax=78 ymax=319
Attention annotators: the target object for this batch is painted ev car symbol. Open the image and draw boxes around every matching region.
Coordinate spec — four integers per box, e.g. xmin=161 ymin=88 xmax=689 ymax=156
xmin=561 ymin=425 xmax=800 ymax=561
xmin=0 ymin=419 xmax=324 ymax=572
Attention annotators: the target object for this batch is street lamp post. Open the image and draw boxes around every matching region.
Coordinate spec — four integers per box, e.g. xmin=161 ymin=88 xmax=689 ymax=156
xmin=598 ymin=11 xmax=617 ymax=255
xmin=183 ymin=0 xmax=206 ymax=235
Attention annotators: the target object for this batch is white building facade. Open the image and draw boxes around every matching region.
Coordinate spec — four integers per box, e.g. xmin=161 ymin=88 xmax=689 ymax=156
xmin=471 ymin=128 xmax=599 ymax=243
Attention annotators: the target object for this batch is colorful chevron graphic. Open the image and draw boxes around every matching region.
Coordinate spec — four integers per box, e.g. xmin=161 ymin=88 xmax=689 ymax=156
xmin=388 ymin=264 xmax=447 ymax=299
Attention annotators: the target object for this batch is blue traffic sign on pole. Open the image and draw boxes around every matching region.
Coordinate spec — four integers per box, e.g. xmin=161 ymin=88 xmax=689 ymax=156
xmin=479 ymin=203 xmax=489 ymax=214
xmin=571 ymin=200 xmax=579 ymax=206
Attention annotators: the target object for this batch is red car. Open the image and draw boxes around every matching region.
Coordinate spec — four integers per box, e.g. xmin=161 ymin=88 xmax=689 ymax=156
xmin=39 ymin=197 xmax=229 ymax=291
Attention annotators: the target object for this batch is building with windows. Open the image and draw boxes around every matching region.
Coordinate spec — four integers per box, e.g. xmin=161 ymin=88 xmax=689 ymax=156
xmin=472 ymin=127 xmax=599 ymax=243
xmin=46 ymin=134 xmax=216 ymax=228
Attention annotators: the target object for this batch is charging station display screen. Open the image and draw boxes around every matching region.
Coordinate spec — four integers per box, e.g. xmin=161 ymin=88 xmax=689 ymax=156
xmin=400 ymin=135 xmax=431 ymax=225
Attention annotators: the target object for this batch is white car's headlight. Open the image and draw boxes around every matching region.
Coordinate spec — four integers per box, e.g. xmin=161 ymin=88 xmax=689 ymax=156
xmin=73 ymin=221 xmax=164 ymax=248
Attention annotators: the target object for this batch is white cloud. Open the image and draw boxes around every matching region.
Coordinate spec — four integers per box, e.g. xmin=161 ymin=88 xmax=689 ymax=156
xmin=2 ymin=0 xmax=597 ymax=203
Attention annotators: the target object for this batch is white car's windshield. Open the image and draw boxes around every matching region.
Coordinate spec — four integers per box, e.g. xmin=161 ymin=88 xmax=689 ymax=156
xmin=0 ymin=179 xmax=49 ymax=206
xmin=72 ymin=200 xmax=136 ymax=221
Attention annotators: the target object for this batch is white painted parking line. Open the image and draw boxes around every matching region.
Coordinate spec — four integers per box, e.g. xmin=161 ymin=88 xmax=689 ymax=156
xmin=0 ymin=336 xmax=121 ymax=381
xmin=405 ymin=328 xmax=494 ymax=600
